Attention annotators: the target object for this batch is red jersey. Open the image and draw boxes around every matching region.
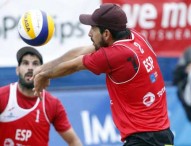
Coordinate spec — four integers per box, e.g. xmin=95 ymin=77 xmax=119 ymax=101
xmin=83 ymin=29 xmax=170 ymax=141
xmin=0 ymin=83 xmax=71 ymax=146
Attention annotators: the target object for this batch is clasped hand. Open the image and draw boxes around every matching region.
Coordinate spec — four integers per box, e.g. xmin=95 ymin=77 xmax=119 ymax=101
xmin=31 ymin=66 xmax=50 ymax=97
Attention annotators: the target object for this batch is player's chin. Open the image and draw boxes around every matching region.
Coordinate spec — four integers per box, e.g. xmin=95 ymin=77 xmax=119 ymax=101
xmin=93 ymin=44 xmax=99 ymax=50
xmin=25 ymin=82 xmax=34 ymax=89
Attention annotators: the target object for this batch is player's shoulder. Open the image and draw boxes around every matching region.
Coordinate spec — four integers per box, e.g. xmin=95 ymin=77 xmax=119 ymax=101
xmin=44 ymin=90 xmax=61 ymax=104
xmin=130 ymin=28 xmax=146 ymax=40
xmin=0 ymin=84 xmax=10 ymax=96
xmin=43 ymin=90 xmax=66 ymax=117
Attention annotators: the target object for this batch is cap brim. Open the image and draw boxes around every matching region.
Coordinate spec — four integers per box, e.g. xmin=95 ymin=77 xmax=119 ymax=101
xmin=79 ymin=14 xmax=97 ymax=26
xmin=17 ymin=46 xmax=43 ymax=64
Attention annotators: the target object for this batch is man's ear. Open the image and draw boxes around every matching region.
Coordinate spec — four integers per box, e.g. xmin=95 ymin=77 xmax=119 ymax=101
xmin=103 ymin=29 xmax=109 ymax=37
xmin=103 ymin=29 xmax=113 ymax=42
xmin=16 ymin=67 xmax=19 ymax=75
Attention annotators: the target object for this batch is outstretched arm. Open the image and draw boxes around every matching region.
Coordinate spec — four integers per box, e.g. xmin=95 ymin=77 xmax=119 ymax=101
xmin=36 ymin=45 xmax=95 ymax=73
xmin=32 ymin=45 xmax=95 ymax=96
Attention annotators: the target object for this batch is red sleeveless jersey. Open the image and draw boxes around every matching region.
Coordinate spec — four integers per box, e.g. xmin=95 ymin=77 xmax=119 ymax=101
xmin=83 ymin=29 xmax=170 ymax=141
xmin=0 ymin=83 xmax=50 ymax=146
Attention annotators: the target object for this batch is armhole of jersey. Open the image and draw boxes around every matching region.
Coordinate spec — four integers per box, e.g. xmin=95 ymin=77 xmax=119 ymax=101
xmin=107 ymin=44 xmax=140 ymax=85
xmin=0 ymin=83 xmax=16 ymax=115
xmin=42 ymin=91 xmax=50 ymax=124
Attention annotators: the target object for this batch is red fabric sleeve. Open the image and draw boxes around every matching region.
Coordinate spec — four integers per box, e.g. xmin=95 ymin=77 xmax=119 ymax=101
xmin=83 ymin=48 xmax=111 ymax=75
xmin=44 ymin=92 xmax=71 ymax=132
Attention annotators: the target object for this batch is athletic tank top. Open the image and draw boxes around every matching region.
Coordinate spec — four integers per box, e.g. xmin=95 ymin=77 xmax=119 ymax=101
xmin=0 ymin=83 xmax=50 ymax=146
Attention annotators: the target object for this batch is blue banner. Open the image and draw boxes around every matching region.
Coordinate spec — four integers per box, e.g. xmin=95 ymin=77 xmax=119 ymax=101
xmin=50 ymin=88 xmax=122 ymax=146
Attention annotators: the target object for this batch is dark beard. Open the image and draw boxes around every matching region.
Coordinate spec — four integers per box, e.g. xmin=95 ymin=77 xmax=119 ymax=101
xmin=18 ymin=73 xmax=34 ymax=90
xmin=92 ymin=37 xmax=108 ymax=50
xmin=99 ymin=37 xmax=108 ymax=48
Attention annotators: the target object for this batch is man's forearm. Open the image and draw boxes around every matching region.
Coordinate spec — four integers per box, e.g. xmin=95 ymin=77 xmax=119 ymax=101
xmin=46 ymin=56 xmax=85 ymax=79
xmin=41 ymin=45 xmax=95 ymax=72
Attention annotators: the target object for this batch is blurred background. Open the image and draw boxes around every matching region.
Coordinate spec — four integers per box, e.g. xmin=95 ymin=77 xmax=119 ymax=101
xmin=0 ymin=0 xmax=191 ymax=145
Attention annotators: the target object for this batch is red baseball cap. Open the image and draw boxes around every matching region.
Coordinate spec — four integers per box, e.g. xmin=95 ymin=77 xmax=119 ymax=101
xmin=79 ymin=3 xmax=127 ymax=31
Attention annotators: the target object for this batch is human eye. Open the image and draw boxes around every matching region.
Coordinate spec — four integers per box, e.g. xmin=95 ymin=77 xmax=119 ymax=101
xmin=33 ymin=61 xmax=41 ymax=66
xmin=21 ymin=61 xmax=28 ymax=65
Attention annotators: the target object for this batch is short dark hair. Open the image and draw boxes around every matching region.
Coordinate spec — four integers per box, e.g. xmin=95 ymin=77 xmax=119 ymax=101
xmin=98 ymin=26 xmax=132 ymax=40
xmin=17 ymin=46 xmax=43 ymax=65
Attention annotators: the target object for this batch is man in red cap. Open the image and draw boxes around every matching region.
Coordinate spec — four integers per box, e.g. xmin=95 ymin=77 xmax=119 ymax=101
xmin=32 ymin=3 xmax=174 ymax=146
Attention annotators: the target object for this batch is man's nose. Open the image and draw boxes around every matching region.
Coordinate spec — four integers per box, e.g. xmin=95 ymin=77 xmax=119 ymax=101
xmin=28 ymin=68 xmax=33 ymax=72
xmin=88 ymin=29 xmax=92 ymax=37
xmin=28 ymin=64 xmax=35 ymax=70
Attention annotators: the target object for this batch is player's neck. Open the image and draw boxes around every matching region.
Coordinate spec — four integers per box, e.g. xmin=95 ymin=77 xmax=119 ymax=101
xmin=17 ymin=84 xmax=36 ymax=98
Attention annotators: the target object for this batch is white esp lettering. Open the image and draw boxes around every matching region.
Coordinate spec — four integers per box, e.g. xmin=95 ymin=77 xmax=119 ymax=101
xmin=81 ymin=110 xmax=120 ymax=145
xmin=15 ymin=129 xmax=32 ymax=141
xmin=143 ymin=56 xmax=154 ymax=73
